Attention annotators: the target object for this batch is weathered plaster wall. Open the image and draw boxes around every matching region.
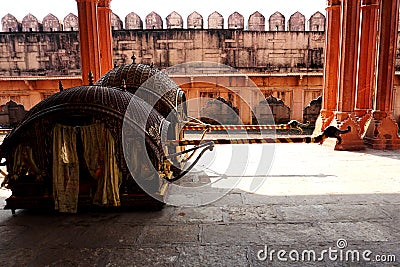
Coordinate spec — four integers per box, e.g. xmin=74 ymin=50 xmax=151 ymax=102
xmin=112 ymin=30 xmax=325 ymax=72
xmin=0 ymin=32 xmax=80 ymax=76
xmin=0 ymin=30 xmax=325 ymax=76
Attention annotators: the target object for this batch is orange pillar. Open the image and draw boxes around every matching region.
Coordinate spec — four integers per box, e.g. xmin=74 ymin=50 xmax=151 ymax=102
xmin=320 ymin=0 xmax=341 ymax=129
xmin=374 ymin=0 xmax=398 ymax=113
xmin=354 ymin=0 xmax=379 ymax=135
xmin=76 ymin=0 xmax=101 ymax=83
xmin=333 ymin=0 xmax=365 ymax=150
xmin=364 ymin=0 xmax=400 ymax=149
xmin=355 ymin=0 xmax=379 ymax=114
xmin=98 ymin=0 xmax=114 ymax=75
xmin=336 ymin=0 xmax=360 ymax=116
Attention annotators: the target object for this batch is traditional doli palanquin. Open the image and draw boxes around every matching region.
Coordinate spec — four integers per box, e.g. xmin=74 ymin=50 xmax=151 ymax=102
xmin=0 ymin=63 xmax=349 ymax=214
xmin=2 ymin=0 xmax=400 ymax=214
xmin=0 ymin=63 xmax=192 ymax=213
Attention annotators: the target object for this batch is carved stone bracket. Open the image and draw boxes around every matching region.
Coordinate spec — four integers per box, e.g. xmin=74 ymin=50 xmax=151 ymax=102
xmin=320 ymin=109 xmax=335 ymax=129
xmin=313 ymin=109 xmax=335 ymax=136
xmin=333 ymin=113 xmax=365 ymax=150
xmin=364 ymin=112 xmax=400 ymax=149
xmin=354 ymin=110 xmax=372 ymax=138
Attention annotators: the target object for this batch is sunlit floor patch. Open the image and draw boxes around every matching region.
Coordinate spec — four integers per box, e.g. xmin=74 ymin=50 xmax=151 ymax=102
xmin=183 ymin=143 xmax=400 ymax=197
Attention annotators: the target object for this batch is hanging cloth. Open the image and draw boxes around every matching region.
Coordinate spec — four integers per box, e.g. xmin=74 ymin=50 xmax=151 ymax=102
xmin=52 ymin=124 xmax=79 ymax=213
xmin=12 ymin=144 xmax=40 ymax=178
xmin=80 ymin=123 xmax=122 ymax=207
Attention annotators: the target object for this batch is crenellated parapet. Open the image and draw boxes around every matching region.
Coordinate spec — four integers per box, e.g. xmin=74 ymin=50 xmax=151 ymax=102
xmin=64 ymin=13 xmax=78 ymax=31
xmin=111 ymin=13 xmax=123 ymax=30
xmin=1 ymin=14 xmax=21 ymax=32
xmin=42 ymin=14 xmax=62 ymax=32
xmin=187 ymin=11 xmax=203 ymax=29
xmin=145 ymin=11 xmax=163 ymax=29
xmin=269 ymin=11 xmax=285 ymax=31
xmin=125 ymin=12 xmax=142 ymax=30
xmin=228 ymin=12 xmax=244 ymax=30
xmin=309 ymin=11 xmax=326 ymax=31
xmin=1 ymin=11 xmax=326 ymax=32
xmin=248 ymin=11 xmax=265 ymax=31
xmin=208 ymin=11 xmax=224 ymax=29
xmin=288 ymin=12 xmax=305 ymax=31
xmin=166 ymin=11 xmax=183 ymax=29
xmin=22 ymin=13 xmax=41 ymax=32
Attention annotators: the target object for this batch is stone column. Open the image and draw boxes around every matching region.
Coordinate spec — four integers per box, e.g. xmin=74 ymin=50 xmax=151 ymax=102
xmin=333 ymin=0 xmax=365 ymax=150
xmin=354 ymin=0 xmax=379 ymax=134
xmin=336 ymin=0 xmax=360 ymax=115
xmin=98 ymin=0 xmax=114 ymax=76
xmin=76 ymin=0 xmax=101 ymax=83
xmin=292 ymin=85 xmax=303 ymax=122
xmin=240 ymin=76 xmax=252 ymax=124
xmin=364 ymin=0 xmax=400 ymax=149
xmin=319 ymin=0 xmax=341 ymax=129
xmin=356 ymin=0 xmax=379 ymax=114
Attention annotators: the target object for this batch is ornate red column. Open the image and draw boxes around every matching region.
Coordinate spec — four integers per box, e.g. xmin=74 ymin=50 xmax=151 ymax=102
xmin=354 ymin=0 xmax=379 ymax=133
xmin=98 ymin=0 xmax=113 ymax=75
xmin=364 ymin=0 xmax=400 ymax=149
xmin=318 ymin=0 xmax=341 ymax=130
xmin=76 ymin=0 xmax=101 ymax=83
xmin=333 ymin=0 xmax=365 ymax=150
xmin=356 ymin=0 xmax=379 ymax=113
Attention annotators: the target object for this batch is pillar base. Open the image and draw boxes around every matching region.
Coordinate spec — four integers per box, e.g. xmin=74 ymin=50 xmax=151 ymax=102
xmin=327 ymin=112 xmax=366 ymax=151
xmin=363 ymin=111 xmax=400 ymax=149
xmin=313 ymin=109 xmax=335 ymax=136
xmin=354 ymin=109 xmax=372 ymax=137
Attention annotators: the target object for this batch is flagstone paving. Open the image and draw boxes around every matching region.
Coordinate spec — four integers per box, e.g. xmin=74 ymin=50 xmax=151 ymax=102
xmin=0 ymin=143 xmax=399 ymax=266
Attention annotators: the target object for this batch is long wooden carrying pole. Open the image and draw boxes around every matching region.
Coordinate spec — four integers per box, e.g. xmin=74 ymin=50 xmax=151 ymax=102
xmin=0 ymin=129 xmax=11 ymax=135
xmin=182 ymin=124 xmax=291 ymax=131
xmin=182 ymin=120 xmax=307 ymax=132
xmin=168 ymin=126 xmax=352 ymax=146
xmin=167 ymin=136 xmax=326 ymax=146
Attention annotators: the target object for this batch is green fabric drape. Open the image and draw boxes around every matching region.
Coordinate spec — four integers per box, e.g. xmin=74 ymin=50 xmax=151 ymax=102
xmin=80 ymin=124 xmax=122 ymax=207
xmin=52 ymin=124 xmax=79 ymax=213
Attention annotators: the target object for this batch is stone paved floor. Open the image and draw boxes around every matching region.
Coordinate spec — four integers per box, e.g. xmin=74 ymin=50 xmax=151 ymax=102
xmin=0 ymin=143 xmax=399 ymax=266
